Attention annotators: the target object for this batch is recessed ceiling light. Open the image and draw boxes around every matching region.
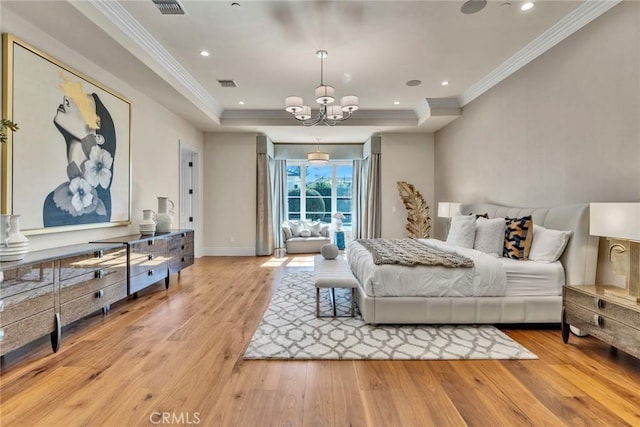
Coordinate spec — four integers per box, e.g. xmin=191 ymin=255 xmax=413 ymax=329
xmin=461 ymin=0 xmax=487 ymax=14
xmin=521 ymin=1 xmax=534 ymax=11
xmin=200 ymin=50 xmax=210 ymax=57
xmin=231 ymin=2 xmax=240 ymax=7
xmin=441 ymin=81 xmax=449 ymax=86
xmin=406 ymin=80 xmax=422 ymax=87
xmin=238 ymin=101 xmax=245 ymax=105
xmin=394 ymin=101 xmax=400 ymax=105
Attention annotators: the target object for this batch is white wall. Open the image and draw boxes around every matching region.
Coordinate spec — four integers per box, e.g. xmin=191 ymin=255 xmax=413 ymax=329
xmin=203 ymin=132 xmax=257 ymax=256
xmin=380 ymin=133 xmax=435 ymax=238
xmin=434 ymin=2 xmax=640 ymax=280
xmin=0 ymin=10 xmax=205 ymax=253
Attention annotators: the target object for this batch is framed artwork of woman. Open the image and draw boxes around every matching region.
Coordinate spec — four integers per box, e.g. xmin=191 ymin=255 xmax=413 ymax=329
xmin=2 ymin=34 xmax=131 ymax=234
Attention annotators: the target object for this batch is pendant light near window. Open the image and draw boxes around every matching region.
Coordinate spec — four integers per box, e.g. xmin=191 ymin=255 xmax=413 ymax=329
xmin=308 ymin=140 xmax=329 ymax=164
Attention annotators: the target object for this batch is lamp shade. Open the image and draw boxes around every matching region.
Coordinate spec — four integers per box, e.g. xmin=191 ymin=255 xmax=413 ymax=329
xmin=315 ymin=85 xmax=335 ymax=104
xmin=327 ymin=105 xmax=343 ymax=120
xmin=295 ymin=105 xmax=311 ymax=121
xmin=285 ymin=96 xmax=304 ymax=113
xmin=308 ymin=151 xmax=330 ymax=164
xmin=340 ymin=95 xmax=359 ymax=112
xmin=590 ymin=202 xmax=640 ymax=241
xmin=438 ymin=202 xmax=461 ymax=218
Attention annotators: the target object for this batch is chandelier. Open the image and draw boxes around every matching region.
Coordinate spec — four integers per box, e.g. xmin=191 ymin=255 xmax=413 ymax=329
xmin=307 ymin=142 xmax=330 ymax=164
xmin=285 ymin=50 xmax=359 ymax=127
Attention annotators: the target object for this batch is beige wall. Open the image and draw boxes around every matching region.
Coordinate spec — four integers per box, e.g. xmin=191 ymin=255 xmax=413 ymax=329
xmin=203 ymin=132 xmax=257 ymax=255
xmin=380 ymin=133 xmax=435 ymax=239
xmin=0 ymin=10 xmax=205 ymax=253
xmin=434 ymin=2 xmax=640 ymax=281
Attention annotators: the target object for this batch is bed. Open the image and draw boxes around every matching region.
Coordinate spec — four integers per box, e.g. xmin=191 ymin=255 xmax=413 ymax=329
xmin=348 ymin=203 xmax=599 ymax=324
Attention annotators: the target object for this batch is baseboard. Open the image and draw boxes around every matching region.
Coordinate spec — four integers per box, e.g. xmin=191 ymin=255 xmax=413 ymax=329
xmin=203 ymin=247 xmax=256 ymax=256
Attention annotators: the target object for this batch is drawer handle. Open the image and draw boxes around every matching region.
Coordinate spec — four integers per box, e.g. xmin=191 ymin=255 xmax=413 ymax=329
xmin=95 ymin=250 xmax=104 ymax=259
xmin=148 ymin=270 xmax=153 ymax=276
xmin=181 ymin=245 xmax=185 ymax=251
xmin=148 ymin=240 xmax=154 ymax=246
xmin=592 ymin=314 xmax=603 ymax=327
xmin=181 ymin=257 xmax=185 ymax=262
xmin=594 ymin=298 xmax=603 ymax=310
xmin=95 ymin=289 xmax=104 ymax=299
xmin=181 ymin=232 xmax=186 ymax=238
xmin=0 ymin=300 xmax=4 ymax=313
xmin=148 ymin=254 xmax=154 ymax=261
xmin=95 ymin=270 xmax=104 ymax=279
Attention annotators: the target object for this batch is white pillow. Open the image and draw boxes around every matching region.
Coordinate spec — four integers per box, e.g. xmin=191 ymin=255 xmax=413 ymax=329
xmin=287 ymin=221 xmax=303 ymax=237
xmin=473 ymin=217 xmax=505 ymax=256
xmin=446 ymin=215 xmax=476 ymax=248
xmin=529 ymin=225 xmax=572 ymax=263
xmin=308 ymin=221 xmax=322 ymax=237
xmin=299 ymin=229 xmax=311 ymax=238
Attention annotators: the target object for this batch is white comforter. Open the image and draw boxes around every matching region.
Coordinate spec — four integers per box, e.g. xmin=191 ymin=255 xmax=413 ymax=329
xmin=347 ymin=239 xmax=507 ymax=297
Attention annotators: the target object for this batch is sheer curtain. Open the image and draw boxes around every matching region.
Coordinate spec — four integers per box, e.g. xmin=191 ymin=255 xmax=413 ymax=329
xmin=272 ymin=159 xmax=287 ymax=249
xmin=255 ymin=152 xmax=273 ymax=256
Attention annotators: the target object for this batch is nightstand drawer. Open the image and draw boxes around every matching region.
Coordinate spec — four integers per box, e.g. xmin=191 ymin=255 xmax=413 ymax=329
xmin=565 ymin=287 xmax=640 ymax=327
xmin=59 ymin=267 xmax=126 ymax=304
xmin=167 ymin=231 xmax=194 ymax=250
xmin=59 ymin=281 xmax=127 ymax=326
xmin=565 ymin=302 xmax=640 ymax=358
xmin=0 ymin=284 xmax=54 ymax=326
xmin=130 ymin=239 xmax=168 ymax=256
xmin=0 ymin=309 xmax=56 ymax=356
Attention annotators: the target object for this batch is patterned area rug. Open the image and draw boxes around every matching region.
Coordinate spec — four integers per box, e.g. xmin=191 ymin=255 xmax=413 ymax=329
xmin=244 ymin=271 xmax=537 ymax=360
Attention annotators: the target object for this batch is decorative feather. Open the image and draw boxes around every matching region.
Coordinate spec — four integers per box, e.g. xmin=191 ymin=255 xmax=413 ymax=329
xmin=397 ymin=181 xmax=431 ymax=238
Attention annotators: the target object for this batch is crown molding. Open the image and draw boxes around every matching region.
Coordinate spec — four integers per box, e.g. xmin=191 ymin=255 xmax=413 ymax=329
xmin=458 ymin=0 xmax=621 ymax=107
xmin=80 ymin=0 xmax=223 ymax=119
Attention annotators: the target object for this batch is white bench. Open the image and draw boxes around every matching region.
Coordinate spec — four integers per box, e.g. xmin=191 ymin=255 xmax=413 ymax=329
xmin=313 ymin=255 xmax=359 ymax=317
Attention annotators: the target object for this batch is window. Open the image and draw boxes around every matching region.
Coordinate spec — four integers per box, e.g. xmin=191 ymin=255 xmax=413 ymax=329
xmin=287 ymin=162 xmax=353 ymax=228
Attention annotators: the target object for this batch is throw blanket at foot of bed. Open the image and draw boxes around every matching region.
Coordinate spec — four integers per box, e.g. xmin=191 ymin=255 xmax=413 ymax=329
xmin=356 ymin=238 xmax=474 ymax=268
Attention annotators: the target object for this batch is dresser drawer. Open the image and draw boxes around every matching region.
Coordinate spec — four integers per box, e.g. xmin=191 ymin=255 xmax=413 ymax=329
xmin=169 ymin=253 xmax=194 ymax=274
xmin=59 ymin=247 xmax=127 ymax=282
xmin=60 ymin=281 xmax=127 ymax=326
xmin=0 ymin=284 xmax=54 ymax=326
xmin=167 ymin=231 xmax=194 ymax=250
xmin=565 ymin=287 xmax=640 ymax=327
xmin=129 ymin=266 xmax=168 ymax=294
xmin=0 ymin=262 xmax=55 ymax=298
xmin=59 ymin=267 xmax=126 ymax=304
xmin=0 ymin=309 xmax=56 ymax=356
xmin=130 ymin=238 xmax=168 ymax=256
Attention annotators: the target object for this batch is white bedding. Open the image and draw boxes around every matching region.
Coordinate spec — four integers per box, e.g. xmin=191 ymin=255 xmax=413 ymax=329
xmin=499 ymin=257 xmax=565 ymax=296
xmin=347 ymin=239 xmax=507 ymax=297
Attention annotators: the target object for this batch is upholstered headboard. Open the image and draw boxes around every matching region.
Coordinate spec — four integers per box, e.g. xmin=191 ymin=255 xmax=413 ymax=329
xmin=460 ymin=203 xmax=599 ymax=286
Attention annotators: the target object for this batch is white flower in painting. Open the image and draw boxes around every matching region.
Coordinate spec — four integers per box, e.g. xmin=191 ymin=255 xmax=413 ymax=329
xmin=69 ymin=177 xmax=95 ymax=212
xmin=83 ymin=145 xmax=113 ymax=189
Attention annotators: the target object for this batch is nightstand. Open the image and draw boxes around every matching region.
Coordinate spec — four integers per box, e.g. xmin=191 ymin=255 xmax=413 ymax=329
xmin=562 ymin=284 xmax=640 ymax=359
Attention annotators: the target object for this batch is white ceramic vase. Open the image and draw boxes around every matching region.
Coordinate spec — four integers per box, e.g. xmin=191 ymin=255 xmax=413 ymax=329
xmin=0 ymin=214 xmax=29 ymax=262
xmin=140 ymin=209 xmax=157 ymax=236
xmin=156 ymin=197 xmax=175 ymax=233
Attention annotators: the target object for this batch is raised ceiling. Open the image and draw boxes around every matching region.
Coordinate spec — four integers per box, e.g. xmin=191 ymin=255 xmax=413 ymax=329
xmin=2 ymin=1 xmax=618 ymax=142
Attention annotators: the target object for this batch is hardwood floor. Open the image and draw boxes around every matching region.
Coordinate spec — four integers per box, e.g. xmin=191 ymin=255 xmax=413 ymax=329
xmin=1 ymin=255 xmax=639 ymax=426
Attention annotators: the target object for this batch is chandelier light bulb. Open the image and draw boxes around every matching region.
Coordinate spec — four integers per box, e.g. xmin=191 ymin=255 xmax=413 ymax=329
xmin=340 ymin=95 xmax=359 ymax=112
xmin=295 ymin=106 xmax=312 ymax=121
xmin=327 ymin=105 xmax=344 ymax=120
xmin=315 ymin=85 xmax=335 ymax=104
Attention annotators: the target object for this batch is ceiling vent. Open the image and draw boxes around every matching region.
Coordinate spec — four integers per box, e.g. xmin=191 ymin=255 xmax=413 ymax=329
xmin=152 ymin=0 xmax=187 ymax=15
xmin=217 ymin=80 xmax=239 ymax=88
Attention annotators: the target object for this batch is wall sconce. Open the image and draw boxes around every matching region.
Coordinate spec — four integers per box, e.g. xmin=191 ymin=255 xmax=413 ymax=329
xmin=437 ymin=202 xmax=461 ymax=218
xmin=590 ymin=202 xmax=640 ymax=301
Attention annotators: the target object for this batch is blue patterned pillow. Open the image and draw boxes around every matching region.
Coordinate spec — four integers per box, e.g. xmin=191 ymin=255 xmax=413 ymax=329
xmin=503 ymin=216 xmax=533 ymax=260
